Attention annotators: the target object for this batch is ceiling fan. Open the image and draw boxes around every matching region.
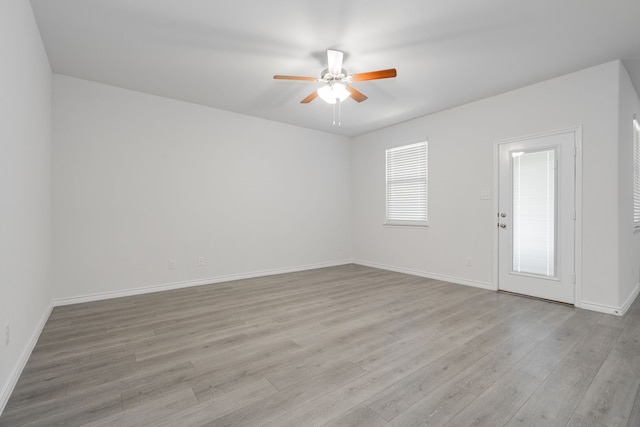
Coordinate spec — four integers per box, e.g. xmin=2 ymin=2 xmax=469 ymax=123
xmin=273 ymin=49 xmax=397 ymax=105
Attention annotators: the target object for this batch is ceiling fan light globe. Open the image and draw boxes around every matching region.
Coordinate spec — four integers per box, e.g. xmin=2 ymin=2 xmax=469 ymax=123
xmin=317 ymin=85 xmax=336 ymax=104
xmin=317 ymin=83 xmax=350 ymax=104
xmin=333 ymin=83 xmax=350 ymax=102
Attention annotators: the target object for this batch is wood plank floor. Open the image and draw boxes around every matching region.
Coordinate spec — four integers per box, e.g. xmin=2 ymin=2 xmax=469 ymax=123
xmin=2 ymin=264 xmax=640 ymax=426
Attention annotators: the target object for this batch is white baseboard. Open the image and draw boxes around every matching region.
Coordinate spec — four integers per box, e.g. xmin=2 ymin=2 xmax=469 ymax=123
xmin=575 ymin=301 xmax=624 ymax=316
xmin=0 ymin=302 xmax=54 ymax=416
xmin=578 ymin=282 xmax=640 ymax=316
xmin=53 ymin=260 xmax=352 ymax=306
xmin=352 ymin=261 xmax=640 ymax=317
xmin=620 ymin=282 xmax=640 ymax=315
xmin=353 ymin=259 xmax=496 ymax=291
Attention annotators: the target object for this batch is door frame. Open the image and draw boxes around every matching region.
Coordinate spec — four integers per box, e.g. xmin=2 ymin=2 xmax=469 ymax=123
xmin=493 ymin=126 xmax=582 ymax=304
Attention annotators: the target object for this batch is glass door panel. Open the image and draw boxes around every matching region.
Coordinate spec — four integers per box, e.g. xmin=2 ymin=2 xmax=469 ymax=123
xmin=511 ymin=149 xmax=556 ymax=277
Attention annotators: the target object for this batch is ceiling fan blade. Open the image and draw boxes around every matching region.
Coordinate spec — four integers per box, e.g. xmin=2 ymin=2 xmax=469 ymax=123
xmin=300 ymin=91 xmax=318 ymax=103
xmin=350 ymin=68 xmax=397 ymax=82
xmin=273 ymin=75 xmax=318 ymax=81
xmin=327 ymin=50 xmax=344 ymax=75
xmin=345 ymin=86 xmax=368 ymax=102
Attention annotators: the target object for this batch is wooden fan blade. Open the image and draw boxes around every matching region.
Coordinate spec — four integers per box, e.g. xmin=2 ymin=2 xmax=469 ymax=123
xmin=300 ymin=91 xmax=318 ymax=103
xmin=345 ymin=86 xmax=368 ymax=102
xmin=273 ymin=75 xmax=318 ymax=81
xmin=350 ymin=68 xmax=397 ymax=82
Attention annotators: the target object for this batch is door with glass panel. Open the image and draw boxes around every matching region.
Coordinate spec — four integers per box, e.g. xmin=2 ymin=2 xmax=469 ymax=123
xmin=498 ymin=130 xmax=575 ymax=304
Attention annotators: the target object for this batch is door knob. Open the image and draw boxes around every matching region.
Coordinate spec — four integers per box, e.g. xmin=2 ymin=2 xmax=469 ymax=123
xmin=500 ymin=212 xmax=507 ymax=217
xmin=499 ymin=223 xmax=507 ymax=228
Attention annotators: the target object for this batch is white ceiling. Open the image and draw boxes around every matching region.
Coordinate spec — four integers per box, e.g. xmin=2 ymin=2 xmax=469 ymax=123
xmin=30 ymin=0 xmax=640 ymax=137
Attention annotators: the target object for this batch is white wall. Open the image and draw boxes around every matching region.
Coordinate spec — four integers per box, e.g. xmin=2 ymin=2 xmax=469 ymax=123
xmin=617 ymin=62 xmax=640 ymax=310
xmin=52 ymin=75 xmax=351 ymax=301
xmin=352 ymin=61 xmax=625 ymax=312
xmin=0 ymin=0 xmax=52 ymax=413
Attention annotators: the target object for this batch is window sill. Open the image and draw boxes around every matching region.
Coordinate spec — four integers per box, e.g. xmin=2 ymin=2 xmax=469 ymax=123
xmin=383 ymin=223 xmax=429 ymax=229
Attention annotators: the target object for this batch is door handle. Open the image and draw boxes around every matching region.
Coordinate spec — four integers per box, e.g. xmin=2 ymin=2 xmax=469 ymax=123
xmin=498 ymin=223 xmax=507 ymax=228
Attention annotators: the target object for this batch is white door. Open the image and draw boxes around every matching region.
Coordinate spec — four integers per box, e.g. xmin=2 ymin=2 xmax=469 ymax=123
xmin=498 ymin=130 xmax=576 ymax=304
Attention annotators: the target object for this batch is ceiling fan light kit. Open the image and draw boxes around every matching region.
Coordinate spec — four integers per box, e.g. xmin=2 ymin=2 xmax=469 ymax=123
xmin=274 ymin=49 xmax=397 ymax=125
xmin=317 ymin=82 xmax=350 ymax=104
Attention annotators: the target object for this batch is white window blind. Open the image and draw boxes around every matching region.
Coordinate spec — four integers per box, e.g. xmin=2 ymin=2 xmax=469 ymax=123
xmin=634 ymin=118 xmax=640 ymax=227
xmin=385 ymin=141 xmax=428 ymax=226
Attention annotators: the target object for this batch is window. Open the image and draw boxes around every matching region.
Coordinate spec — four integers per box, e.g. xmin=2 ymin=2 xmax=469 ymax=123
xmin=385 ymin=141 xmax=428 ymax=226
xmin=634 ymin=118 xmax=640 ymax=228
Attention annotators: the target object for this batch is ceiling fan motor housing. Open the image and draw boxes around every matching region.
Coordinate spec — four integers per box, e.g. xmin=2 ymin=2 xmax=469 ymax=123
xmin=321 ymin=68 xmax=348 ymax=82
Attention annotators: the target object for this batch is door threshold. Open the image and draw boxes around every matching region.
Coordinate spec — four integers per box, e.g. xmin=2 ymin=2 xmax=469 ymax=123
xmin=497 ymin=290 xmax=574 ymax=308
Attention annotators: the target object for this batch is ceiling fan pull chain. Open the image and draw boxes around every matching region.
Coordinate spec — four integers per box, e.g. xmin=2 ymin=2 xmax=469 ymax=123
xmin=332 ymin=103 xmax=336 ymax=126
xmin=337 ymin=98 xmax=341 ymax=127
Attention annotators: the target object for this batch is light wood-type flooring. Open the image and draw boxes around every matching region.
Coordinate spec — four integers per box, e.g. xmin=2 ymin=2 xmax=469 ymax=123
xmin=2 ymin=264 xmax=640 ymax=426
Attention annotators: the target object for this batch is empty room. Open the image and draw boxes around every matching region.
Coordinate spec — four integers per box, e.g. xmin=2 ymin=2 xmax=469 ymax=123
xmin=3 ymin=0 xmax=640 ymax=426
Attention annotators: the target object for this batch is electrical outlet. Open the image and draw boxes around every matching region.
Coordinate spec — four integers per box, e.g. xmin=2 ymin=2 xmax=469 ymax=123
xmin=169 ymin=259 xmax=176 ymax=269
xmin=3 ymin=323 xmax=9 ymax=347
xmin=465 ymin=257 xmax=472 ymax=267
xmin=198 ymin=256 xmax=204 ymax=266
